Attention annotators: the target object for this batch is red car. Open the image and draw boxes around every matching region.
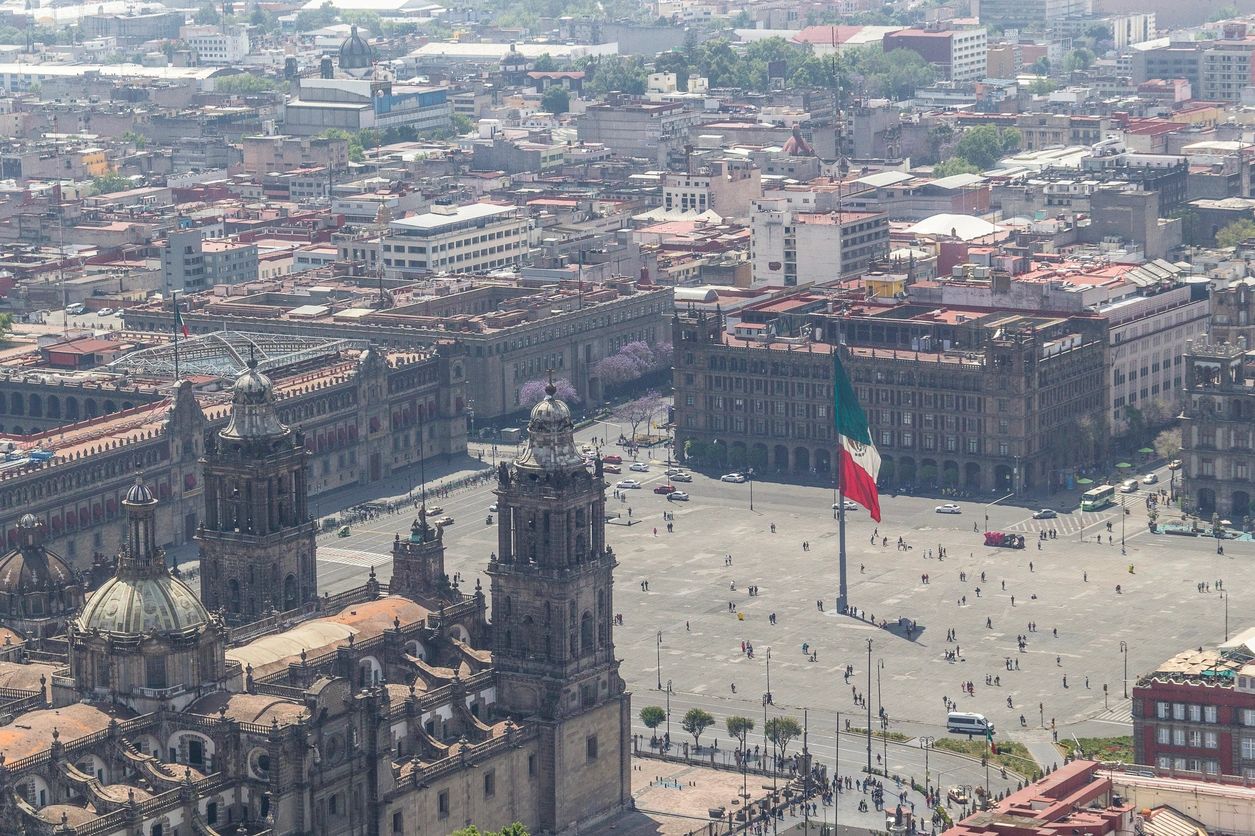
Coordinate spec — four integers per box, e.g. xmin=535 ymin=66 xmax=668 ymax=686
xmin=653 ymin=484 xmax=676 ymax=494
xmin=602 ymin=464 xmax=621 ymax=474
xmin=602 ymin=454 xmax=623 ymax=464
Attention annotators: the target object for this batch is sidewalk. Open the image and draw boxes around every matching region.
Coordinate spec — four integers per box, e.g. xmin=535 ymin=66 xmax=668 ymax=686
xmin=1014 ymin=730 xmax=1061 ymax=773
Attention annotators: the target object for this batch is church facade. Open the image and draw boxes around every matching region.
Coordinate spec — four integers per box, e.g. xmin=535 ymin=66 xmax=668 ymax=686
xmin=0 ymin=365 xmax=631 ymax=835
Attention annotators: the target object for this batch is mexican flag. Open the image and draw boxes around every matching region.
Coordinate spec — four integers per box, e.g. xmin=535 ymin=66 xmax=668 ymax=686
xmin=834 ymin=352 xmax=881 ymax=522
xmin=173 ymin=297 xmax=189 ymax=337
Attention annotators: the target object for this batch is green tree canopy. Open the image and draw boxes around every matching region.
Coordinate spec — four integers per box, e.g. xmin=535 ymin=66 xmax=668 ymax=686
xmin=640 ymin=706 xmax=666 ymax=730
xmin=584 ymin=56 xmax=648 ymax=95
xmin=765 ymin=716 xmax=802 ymax=758
xmin=533 ymin=53 xmax=558 ymax=71
xmin=953 ymin=125 xmax=1019 ymax=171
xmin=92 ymin=173 xmax=133 ymax=195
xmin=215 ymin=73 xmax=284 ymax=94
xmin=540 ymin=86 xmax=570 ymax=114
xmin=293 ymin=0 xmax=337 ymax=32
xmin=933 ymin=158 xmax=980 ymax=177
xmin=654 ymin=50 xmax=690 ymax=91
xmin=1217 ymin=218 xmax=1255 ymax=248
xmin=681 ymin=708 xmax=714 ymax=746
xmin=194 ymin=2 xmax=220 ymax=23
xmin=451 ymin=825 xmax=529 ymax=836
xmin=725 ymin=716 xmax=754 ymax=747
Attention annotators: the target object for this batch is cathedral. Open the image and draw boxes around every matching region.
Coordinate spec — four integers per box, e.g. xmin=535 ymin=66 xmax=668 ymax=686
xmin=0 ymin=362 xmax=631 ymax=834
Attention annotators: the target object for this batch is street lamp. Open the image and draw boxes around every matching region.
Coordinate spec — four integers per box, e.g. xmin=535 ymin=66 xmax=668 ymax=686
xmin=765 ymin=647 xmax=772 ymax=704
xmin=1120 ymin=493 xmax=1127 ymax=552
xmin=656 ymin=631 xmax=663 ymax=691
xmin=1120 ymin=640 xmax=1129 ymax=699
xmin=984 ymin=492 xmax=1015 ymax=535
xmin=748 ymin=467 xmax=755 ymax=511
xmin=665 ymin=679 xmax=672 ymax=747
xmin=865 ymin=638 xmax=873 ymax=775
xmin=1222 ymin=590 xmax=1230 ymax=641
xmin=876 ymin=659 xmax=887 ymax=769
xmin=919 ymin=736 xmax=935 ymax=797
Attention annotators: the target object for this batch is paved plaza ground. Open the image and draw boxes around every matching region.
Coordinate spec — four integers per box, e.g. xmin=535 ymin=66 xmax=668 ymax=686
xmin=216 ymin=422 xmax=1247 ymax=803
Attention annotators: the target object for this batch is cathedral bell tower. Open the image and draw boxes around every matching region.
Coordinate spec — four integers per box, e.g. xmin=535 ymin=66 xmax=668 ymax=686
xmin=487 ymin=380 xmax=630 ymax=831
xmin=197 ymin=356 xmax=317 ymax=620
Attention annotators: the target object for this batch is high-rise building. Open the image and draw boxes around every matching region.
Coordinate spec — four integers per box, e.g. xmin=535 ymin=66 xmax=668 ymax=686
xmin=977 ymin=0 xmax=1092 ymax=30
xmin=487 ymin=380 xmax=632 ymax=832
xmin=197 ymin=356 xmax=318 ymax=620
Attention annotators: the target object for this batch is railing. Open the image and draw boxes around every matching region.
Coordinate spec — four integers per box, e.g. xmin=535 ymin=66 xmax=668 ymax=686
xmin=252 ymin=682 xmax=305 ymax=701
xmin=400 ymin=722 xmax=538 ymax=785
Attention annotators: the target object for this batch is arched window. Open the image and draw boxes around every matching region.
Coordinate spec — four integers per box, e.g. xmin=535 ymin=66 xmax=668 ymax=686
xmin=580 ymin=611 xmax=593 ymax=654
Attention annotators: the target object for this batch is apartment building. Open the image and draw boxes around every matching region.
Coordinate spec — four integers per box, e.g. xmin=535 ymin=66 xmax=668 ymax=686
xmin=577 ymin=100 xmax=708 ymax=165
xmin=241 ymin=134 xmax=349 ymax=175
xmin=161 ymin=228 xmax=258 ymax=292
xmin=977 ymin=0 xmax=1092 ymax=29
xmin=179 ymin=25 xmax=250 ymax=65
xmin=381 ymin=202 xmax=531 ymax=277
xmin=750 ymin=200 xmax=889 ymax=287
xmin=882 ymin=27 xmax=988 ymax=82
xmin=662 ymin=159 xmax=763 ymax=219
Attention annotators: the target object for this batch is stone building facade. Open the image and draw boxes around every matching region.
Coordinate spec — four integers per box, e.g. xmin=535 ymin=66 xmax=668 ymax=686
xmin=0 ymin=338 xmax=464 ymax=572
xmin=198 ymin=358 xmax=318 ymax=620
xmin=1178 ymin=337 xmax=1255 ymax=521
xmin=0 ymin=371 xmax=631 ymax=835
xmin=674 ymin=304 xmax=1108 ymax=493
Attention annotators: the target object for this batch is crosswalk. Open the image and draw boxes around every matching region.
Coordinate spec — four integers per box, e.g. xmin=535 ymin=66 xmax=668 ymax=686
xmin=317 ymin=546 xmax=392 ymax=569
xmin=1089 ymin=701 xmax=1134 ymax=725
xmin=1003 ymin=507 xmax=1151 ymax=538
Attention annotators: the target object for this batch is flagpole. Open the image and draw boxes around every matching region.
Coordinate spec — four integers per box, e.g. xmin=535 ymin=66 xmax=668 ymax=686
xmin=835 ymin=345 xmax=848 ymax=615
xmin=172 ymin=290 xmax=181 ymax=382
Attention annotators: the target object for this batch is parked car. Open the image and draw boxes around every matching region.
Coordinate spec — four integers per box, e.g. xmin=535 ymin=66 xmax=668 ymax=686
xmin=65 ymin=303 xmax=85 ymax=315
xmin=935 ymin=503 xmax=962 ymax=514
xmin=832 ymin=499 xmax=860 ymax=511
xmin=1032 ymin=509 xmax=1057 ymax=519
xmin=602 ymin=454 xmax=623 ymax=464
xmin=603 ymin=464 xmax=621 ymax=474
xmin=721 ymin=473 xmax=747 ymax=483
xmin=1142 ymin=473 xmax=1158 ymax=485
xmin=630 ymin=462 xmax=649 ymax=472
xmin=665 ymin=468 xmax=684 ymax=477
xmin=653 ymin=484 xmax=676 ymax=495
xmin=667 ymin=491 xmax=690 ymax=501
xmin=670 ymin=472 xmax=692 ymax=482
xmin=96 ymin=307 xmax=114 ymax=316
xmin=615 ymin=479 xmax=641 ymax=489
xmin=488 ymin=504 xmax=498 ymax=513
xmin=1119 ymin=480 xmax=1138 ymax=493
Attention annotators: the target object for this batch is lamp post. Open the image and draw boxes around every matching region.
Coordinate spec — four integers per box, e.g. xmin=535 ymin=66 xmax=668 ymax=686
xmin=984 ymin=492 xmax=1015 ymax=535
xmin=1120 ymin=493 xmax=1127 ymax=551
xmin=1222 ymin=590 xmax=1230 ymax=641
xmin=665 ymin=679 xmax=672 ymax=747
xmin=1120 ymin=640 xmax=1129 ymax=699
xmin=919 ymin=736 xmax=935 ymax=797
xmin=865 ymin=638 xmax=873 ymax=775
xmin=656 ymin=631 xmax=663 ymax=691
xmin=877 ymin=659 xmax=887 ymax=770
xmin=748 ymin=467 xmax=755 ymax=511
xmin=765 ymin=647 xmax=772 ymax=704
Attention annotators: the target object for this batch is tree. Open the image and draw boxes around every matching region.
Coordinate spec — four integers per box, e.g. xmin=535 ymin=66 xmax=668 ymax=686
xmin=451 ymin=825 xmax=529 ymax=836
xmin=681 ymin=707 xmax=714 ymax=747
xmin=933 ymin=158 xmax=980 ymax=177
xmin=954 ymin=125 xmax=1018 ymax=171
xmin=654 ymin=50 xmax=690 ymax=90
xmin=293 ymin=0 xmax=337 ymax=32
xmin=592 ymin=353 xmax=641 ymax=387
xmin=194 ymin=1 xmax=220 ymax=24
xmin=615 ymin=390 xmax=665 ymax=440
xmin=214 ymin=74 xmax=283 ymax=94
xmin=92 ymin=173 xmax=133 ymax=195
xmin=121 ymin=130 xmax=147 ymax=148
xmin=1217 ymin=218 xmax=1255 ymax=248
xmin=533 ymin=53 xmax=558 ymax=71
xmin=640 ymin=706 xmax=666 ymax=740
xmin=1030 ymin=57 xmax=1051 ymax=76
xmin=540 ymin=86 xmax=570 ymax=114
xmin=725 ymin=716 xmax=754 ymax=751
xmin=451 ymin=113 xmax=474 ymax=135
xmin=1154 ymin=427 xmax=1182 ymax=461
xmin=519 ymin=378 xmax=579 ymax=409
xmin=1063 ymin=47 xmax=1094 ymax=73
xmin=765 ymin=716 xmax=802 ymax=760
xmin=320 ymin=128 xmax=364 ymax=162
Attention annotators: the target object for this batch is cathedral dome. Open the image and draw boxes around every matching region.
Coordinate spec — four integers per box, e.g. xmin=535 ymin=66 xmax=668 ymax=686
xmin=339 ymin=25 xmax=373 ymax=71
xmin=0 ymin=519 xmax=75 ymax=598
xmin=222 ymin=358 xmax=288 ymax=441
xmin=515 ymin=382 xmax=584 ymax=471
xmin=76 ymin=573 xmax=209 ymax=636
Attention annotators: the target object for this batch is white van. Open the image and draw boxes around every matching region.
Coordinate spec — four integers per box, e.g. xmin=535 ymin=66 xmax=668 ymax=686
xmin=65 ymin=303 xmax=85 ymax=315
xmin=947 ymin=711 xmax=994 ymax=736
